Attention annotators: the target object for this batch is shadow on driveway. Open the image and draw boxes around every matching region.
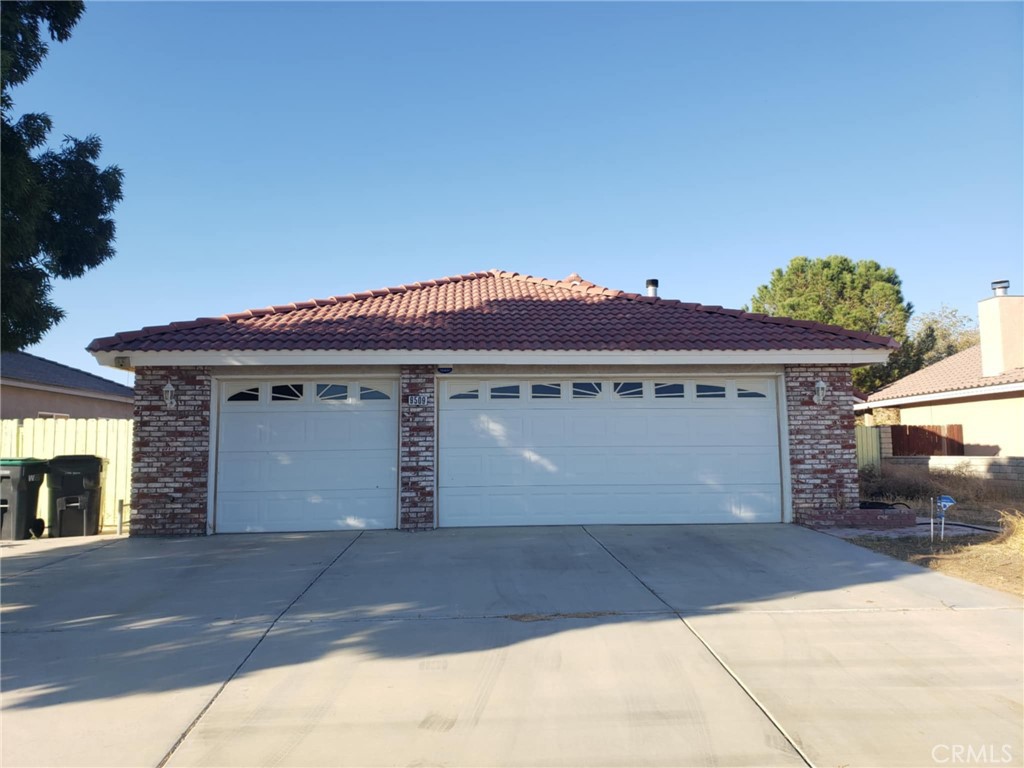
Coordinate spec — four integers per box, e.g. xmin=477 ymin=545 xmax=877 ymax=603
xmin=2 ymin=524 xmax=1021 ymax=768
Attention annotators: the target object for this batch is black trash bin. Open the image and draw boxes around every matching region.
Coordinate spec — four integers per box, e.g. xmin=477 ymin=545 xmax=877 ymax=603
xmin=46 ymin=455 xmax=106 ymax=537
xmin=0 ymin=458 xmax=49 ymax=540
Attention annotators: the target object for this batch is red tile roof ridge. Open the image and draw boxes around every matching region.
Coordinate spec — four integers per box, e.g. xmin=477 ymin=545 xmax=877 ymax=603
xmin=86 ymin=268 xmax=896 ymax=352
xmin=86 ymin=270 xmax=501 ymax=352
xmin=490 ymin=269 xmax=897 ymax=347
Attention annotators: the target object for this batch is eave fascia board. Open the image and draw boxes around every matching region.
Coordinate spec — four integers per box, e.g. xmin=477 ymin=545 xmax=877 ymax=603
xmin=855 ymin=380 xmax=1024 ymax=411
xmin=92 ymin=348 xmax=892 ymax=369
xmin=0 ymin=377 xmax=133 ymax=403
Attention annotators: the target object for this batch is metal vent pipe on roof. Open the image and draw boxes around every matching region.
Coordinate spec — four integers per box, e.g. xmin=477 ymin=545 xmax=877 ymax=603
xmin=992 ymin=279 xmax=1010 ymax=297
xmin=646 ymin=279 xmax=659 ymax=297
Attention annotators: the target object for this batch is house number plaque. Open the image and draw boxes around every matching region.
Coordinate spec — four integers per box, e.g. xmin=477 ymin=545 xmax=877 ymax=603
xmin=408 ymin=394 xmax=431 ymax=406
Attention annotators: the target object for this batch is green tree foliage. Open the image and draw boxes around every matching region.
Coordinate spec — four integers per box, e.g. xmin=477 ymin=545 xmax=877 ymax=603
xmin=747 ymin=255 xmax=912 ymax=392
xmin=1 ymin=1 xmax=123 ymax=351
xmin=909 ymin=305 xmax=979 ymax=367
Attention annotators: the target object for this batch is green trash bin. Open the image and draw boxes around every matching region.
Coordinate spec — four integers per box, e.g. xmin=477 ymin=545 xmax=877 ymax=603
xmin=46 ymin=455 xmax=106 ymax=537
xmin=1 ymin=458 xmax=49 ymax=540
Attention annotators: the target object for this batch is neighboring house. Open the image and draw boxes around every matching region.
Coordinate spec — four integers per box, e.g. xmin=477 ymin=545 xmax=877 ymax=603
xmin=1 ymin=351 xmax=134 ymax=420
xmin=856 ymin=281 xmax=1024 ymax=457
xmin=87 ymin=269 xmax=894 ymax=536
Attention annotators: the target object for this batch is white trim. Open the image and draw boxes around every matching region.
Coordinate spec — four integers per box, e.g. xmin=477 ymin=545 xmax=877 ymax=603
xmin=1 ymin=378 xmax=132 ymax=403
xmin=439 ymin=370 xmax=784 ymax=380
xmin=92 ymin=348 xmax=891 ymax=369
xmin=432 ymin=374 xmax=439 ymax=530
xmin=855 ymin=381 xmax=1024 ymax=411
xmin=775 ymin=373 xmax=793 ymax=524
xmin=206 ymin=378 xmax=220 ymax=535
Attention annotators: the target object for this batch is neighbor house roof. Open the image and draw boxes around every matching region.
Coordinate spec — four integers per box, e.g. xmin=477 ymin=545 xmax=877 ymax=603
xmin=88 ymin=270 xmax=896 ymax=355
xmin=1 ymin=351 xmax=133 ymax=399
xmin=864 ymin=345 xmax=1024 ymax=405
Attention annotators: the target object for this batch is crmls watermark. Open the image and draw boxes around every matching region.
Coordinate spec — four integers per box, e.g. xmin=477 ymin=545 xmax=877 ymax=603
xmin=931 ymin=744 xmax=1015 ymax=764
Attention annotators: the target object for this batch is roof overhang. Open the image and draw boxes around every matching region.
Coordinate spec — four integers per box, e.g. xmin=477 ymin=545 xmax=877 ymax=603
xmin=0 ymin=377 xmax=133 ymax=403
xmin=92 ymin=348 xmax=892 ymax=370
xmin=855 ymin=380 xmax=1024 ymax=411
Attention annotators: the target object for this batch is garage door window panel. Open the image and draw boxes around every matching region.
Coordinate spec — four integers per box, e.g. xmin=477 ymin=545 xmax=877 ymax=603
xmin=696 ymin=383 xmax=726 ymax=399
xmin=271 ymin=384 xmax=305 ymax=402
xmin=572 ymin=382 xmax=603 ymax=399
xmin=448 ymin=382 xmax=480 ymax=400
xmin=531 ymin=383 xmax=562 ymax=400
xmin=488 ymin=383 xmax=521 ymax=400
xmin=654 ymin=382 xmax=686 ymax=399
xmin=613 ymin=381 xmax=644 ymax=399
xmin=225 ymin=384 xmax=261 ymax=403
xmin=359 ymin=383 xmax=392 ymax=401
xmin=316 ymin=383 xmax=349 ymax=403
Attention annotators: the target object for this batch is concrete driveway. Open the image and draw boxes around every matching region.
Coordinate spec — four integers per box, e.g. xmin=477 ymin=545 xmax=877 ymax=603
xmin=2 ymin=525 xmax=1021 ymax=768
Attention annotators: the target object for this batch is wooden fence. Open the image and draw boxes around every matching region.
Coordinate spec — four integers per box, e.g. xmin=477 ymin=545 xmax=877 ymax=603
xmin=1 ymin=418 xmax=133 ymax=534
xmin=891 ymin=424 xmax=964 ymax=457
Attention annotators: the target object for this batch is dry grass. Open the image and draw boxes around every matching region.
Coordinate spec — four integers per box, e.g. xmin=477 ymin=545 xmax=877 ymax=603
xmin=851 ymin=511 xmax=1024 ymax=597
xmin=860 ymin=463 xmax=1023 ymax=526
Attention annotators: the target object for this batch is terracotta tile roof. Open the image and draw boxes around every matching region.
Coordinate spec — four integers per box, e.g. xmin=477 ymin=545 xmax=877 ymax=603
xmin=87 ymin=269 xmax=897 ymax=354
xmin=866 ymin=345 xmax=1024 ymax=402
xmin=1 ymin=351 xmax=133 ymax=398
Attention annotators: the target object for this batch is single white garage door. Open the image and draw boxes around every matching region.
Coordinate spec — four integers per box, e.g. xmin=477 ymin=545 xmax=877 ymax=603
xmin=439 ymin=378 xmax=782 ymax=527
xmin=215 ymin=380 xmax=397 ymax=532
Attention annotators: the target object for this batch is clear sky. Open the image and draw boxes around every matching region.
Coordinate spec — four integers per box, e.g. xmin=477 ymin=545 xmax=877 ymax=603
xmin=10 ymin=1 xmax=1023 ymax=383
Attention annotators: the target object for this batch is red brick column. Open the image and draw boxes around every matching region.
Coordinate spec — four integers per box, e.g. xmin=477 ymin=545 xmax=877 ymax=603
xmin=784 ymin=364 xmax=859 ymax=526
xmin=399 ymin=365 xmax=436 ymax=530
xmin=131 ymin=366 xmax=211 ymax=536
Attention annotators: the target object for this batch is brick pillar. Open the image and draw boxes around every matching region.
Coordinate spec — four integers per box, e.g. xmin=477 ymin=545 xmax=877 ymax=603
xmin=784 ymin=364 xmax=858 ymax=526
xmin=131 ymin=366 xmax=211 ymax=536
xmin=399 ymin=365 xmax=436 ymax=530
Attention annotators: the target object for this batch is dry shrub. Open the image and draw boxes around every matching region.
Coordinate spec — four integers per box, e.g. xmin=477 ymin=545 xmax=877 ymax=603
xmin=993 ymin=510 xmax=1024 ymax=555
xmin=861 ymin=462 xmax=1024 ymax=506
xmin=860 ymin=464 xmax=936 ymax=502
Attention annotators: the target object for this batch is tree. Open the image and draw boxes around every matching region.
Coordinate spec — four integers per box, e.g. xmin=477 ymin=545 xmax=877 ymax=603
xmin=1 ymin=1 xmax=123 ymax=351
xmin=747 ymin=255 xmax=912 ymax=392
xmin=851 ymin=305 xmax=979 ymax=391
xmin=908 ymin=305 xmax=979 ymax=367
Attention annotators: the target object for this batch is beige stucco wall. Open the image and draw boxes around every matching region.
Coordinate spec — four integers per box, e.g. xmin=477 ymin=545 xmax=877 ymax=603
xmin=978 ymin=294 xmax=1024 ymax=376
xmin=897 ymin=392 xmax=1024 ymax=457
xmin=0 ymin=384 xmax=133 ymax=420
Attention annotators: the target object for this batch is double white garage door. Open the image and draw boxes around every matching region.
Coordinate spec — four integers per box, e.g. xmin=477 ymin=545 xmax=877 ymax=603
xmin=215 ymin=377 xmax=783 ymax=532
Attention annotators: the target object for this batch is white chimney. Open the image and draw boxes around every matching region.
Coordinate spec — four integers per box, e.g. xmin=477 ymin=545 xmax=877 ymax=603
xmin=979 ymin=280 xmax=1024 ymax=377
xmin=646 ymin=279 xmax=659 ymax=298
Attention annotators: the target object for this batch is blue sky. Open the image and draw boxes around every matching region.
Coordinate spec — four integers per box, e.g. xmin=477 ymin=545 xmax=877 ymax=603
xmin=11 ymin=1 xmax=1023 ymax=383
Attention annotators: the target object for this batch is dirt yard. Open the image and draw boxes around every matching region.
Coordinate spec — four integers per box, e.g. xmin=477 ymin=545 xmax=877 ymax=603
xmin=851 ymin=511 xmax=1024 ymax=597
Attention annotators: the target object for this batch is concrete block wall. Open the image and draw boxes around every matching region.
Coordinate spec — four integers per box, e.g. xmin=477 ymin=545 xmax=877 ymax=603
xmin=785 ymin=364 xmax=859 ymax=526
xmin=131 ymin=366 xmax=212 ymax=536
xmin=884 ymin=455 xmax=1024 ymax=489
xmin=399 ymin=366 xmax=436 ymax=530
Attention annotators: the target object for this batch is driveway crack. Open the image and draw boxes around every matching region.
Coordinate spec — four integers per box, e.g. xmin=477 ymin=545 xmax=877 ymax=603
xmin=155 ymin=531 xmax=364 ymax=768
xmin=582 ymin=526 xmax=816 ymax=768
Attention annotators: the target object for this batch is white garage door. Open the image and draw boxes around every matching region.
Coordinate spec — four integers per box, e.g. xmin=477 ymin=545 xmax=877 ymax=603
xmin=215 ymin=380 xmax=397 ymax=532
xmin=439 ymin=378 xmax=782 ymax=527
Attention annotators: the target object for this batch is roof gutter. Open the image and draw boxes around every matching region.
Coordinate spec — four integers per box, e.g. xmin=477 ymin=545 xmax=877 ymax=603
xmin=91 ymin=348 xmax=893 ymax=370
xmin=855 ymin=380 xmax=1024 ymax=411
